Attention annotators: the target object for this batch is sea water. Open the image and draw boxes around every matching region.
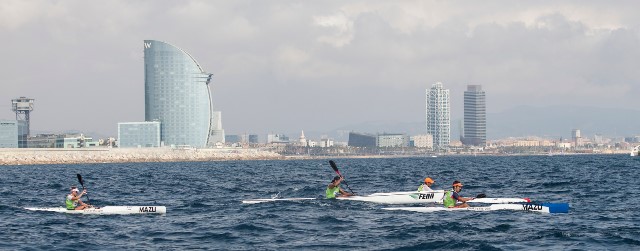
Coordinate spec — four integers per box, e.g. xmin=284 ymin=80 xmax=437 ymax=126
xmin=1 ymin=155 xmax=638 ymax=250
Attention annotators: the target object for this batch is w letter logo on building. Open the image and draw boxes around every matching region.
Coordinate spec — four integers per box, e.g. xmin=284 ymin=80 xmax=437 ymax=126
xmin=144 ymin=42 xmax=151 ymax=49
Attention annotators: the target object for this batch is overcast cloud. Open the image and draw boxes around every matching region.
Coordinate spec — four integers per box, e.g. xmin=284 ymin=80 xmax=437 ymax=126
xmin=1 ymin=0 xmax=638 ymax=138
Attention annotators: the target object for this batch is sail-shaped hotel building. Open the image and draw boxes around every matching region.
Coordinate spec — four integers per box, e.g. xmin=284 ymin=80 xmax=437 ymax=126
xmin=143 ymin=40 xmax=214 ymax=148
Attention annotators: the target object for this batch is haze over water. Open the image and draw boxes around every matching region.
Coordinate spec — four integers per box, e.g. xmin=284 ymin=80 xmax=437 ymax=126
xmin=1 ymin=155 xmax=638 ymax=250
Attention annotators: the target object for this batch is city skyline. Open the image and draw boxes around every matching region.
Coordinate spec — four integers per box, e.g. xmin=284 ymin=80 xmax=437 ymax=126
xmin=1 ymin=1 xmax=639 ymax=138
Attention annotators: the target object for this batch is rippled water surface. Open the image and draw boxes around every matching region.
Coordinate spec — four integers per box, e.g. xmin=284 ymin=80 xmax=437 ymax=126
xmin=1 ymin=155 xmax=639 ymax=250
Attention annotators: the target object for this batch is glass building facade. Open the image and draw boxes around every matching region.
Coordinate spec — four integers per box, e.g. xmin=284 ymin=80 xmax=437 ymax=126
xmin=144 ymin=40 xmax=213 ymax=148
xmin=377 ymin=134 xmax=409 ymax=147
xmin=0 ymin=120 xmax=18 ymax=148
xmin=463 ymin=85 xmax=486 ymax=146
xmin=426 ymin=82 xmax=451 ymax=149
xmin=348 ymin=132 xmax=377 ymax=147
xmin=118 ymin=122 xmax=161 ymax=148
xmin=17 ymin=120 xmax=28 ymax=148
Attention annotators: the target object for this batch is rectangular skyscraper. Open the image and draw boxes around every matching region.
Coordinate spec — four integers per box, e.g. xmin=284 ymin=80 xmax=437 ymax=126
xmin=463 ymin=85 xmax=486 ymax=146
xmin=426 ymin=82 xmax=450 ymax=149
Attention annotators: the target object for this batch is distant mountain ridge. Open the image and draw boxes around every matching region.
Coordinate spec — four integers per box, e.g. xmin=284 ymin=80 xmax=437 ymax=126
xmin=302 ymin=105 xmax=640 ymax=141
xmin=487 ymin=105 xmax=640 ymax=139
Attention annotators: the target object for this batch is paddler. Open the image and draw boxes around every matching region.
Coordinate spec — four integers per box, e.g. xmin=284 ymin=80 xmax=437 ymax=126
xmin=66 ymin=186 xmax=91 ymax=210
xmin=326 ymin=176 xmax=354 ymax=199
xmin=443 ymin=181 xmax=475 ymax=208
xmin=418 ymin=177 xmax=435 ymax=192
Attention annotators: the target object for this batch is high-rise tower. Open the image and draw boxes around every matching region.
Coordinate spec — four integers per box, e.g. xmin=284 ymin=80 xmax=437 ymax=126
xmin=462 ymin=85 xmax=486 ymax=146
xmin=426 ymin=82 xmax=450 ymax=149
xmin=11 ymin=97 xmax=34 ymax=148
xmin=144 ymin=40 xmax=214 ymax=148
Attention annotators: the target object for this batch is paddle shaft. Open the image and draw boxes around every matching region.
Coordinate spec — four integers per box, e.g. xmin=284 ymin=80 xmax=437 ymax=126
xmin=76 ymin=174 xmax=90 ymax=204
xmin=328 ymin=160 xmax=356 ymax=195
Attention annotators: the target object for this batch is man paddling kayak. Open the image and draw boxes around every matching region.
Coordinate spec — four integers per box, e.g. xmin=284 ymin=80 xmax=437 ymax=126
xmin=326 ymin=176 xmax=354 ymax=199
xmin=443 ymin=181 xmax=475 ymax=208
xmin=66 ymin=186 xmax=91 ymax=210
xmin=418 ymin=177 xmax=435 ymax=192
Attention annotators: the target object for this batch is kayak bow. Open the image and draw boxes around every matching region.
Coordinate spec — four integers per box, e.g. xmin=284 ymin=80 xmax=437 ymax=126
xmin=382 ymin=203 xmax=569 ymax=214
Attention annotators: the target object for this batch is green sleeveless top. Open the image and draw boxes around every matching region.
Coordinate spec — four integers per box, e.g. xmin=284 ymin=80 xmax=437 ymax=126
xmin=326 ymin=186 xmax=340 ymax=199
xmin=418 ymin=184 xmax=432 ymax=192
xmin=443 ymin=190 xmax=455 ymax=208
xmin=65 ymin=195 xmax=75 ymax=210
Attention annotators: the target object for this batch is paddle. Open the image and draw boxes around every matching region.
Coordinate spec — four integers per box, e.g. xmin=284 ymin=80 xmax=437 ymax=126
xmin=76 ymin=174 xmax=91 ymax=204
xmin=328 ymin=160 xmax=356 ymax=195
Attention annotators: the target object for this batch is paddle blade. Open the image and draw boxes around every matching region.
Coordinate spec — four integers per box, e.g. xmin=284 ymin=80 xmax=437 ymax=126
xmin=329 ymin=160 xmax=341 ymax=175
xmin=476 ymin=193 xmax=487 ymax=198
xmin=76 ymin=174 xmax=84 ymax=186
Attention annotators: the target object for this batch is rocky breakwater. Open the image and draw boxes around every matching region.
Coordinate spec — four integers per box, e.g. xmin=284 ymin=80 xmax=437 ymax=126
xmin=0 ymin=148 xmax=284 ymax=165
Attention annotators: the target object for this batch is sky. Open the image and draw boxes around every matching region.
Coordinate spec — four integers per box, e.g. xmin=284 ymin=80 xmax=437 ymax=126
xmin=1 ymin=0 xmax=639 ymax=139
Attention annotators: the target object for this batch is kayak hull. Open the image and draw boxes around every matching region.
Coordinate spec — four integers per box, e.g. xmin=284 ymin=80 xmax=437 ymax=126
xmin=382 ymin=203 xmax=569 ymax=214
xmin=243 ymin=191 xmax=530 ymax=205
xmin=25 ymin=206 xmax=167 ymax=215
xmin=336 ymin=191 xmax=445 ymax=204
xmin=242 ymin=198 xmax=316 ymax=204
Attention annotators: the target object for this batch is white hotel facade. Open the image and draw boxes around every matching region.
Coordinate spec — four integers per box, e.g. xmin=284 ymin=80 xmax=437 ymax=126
xmin=426 ymin=82 xmax=451 ymax=149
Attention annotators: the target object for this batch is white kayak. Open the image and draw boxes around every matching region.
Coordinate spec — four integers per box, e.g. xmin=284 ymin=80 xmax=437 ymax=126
xmin=241 ymin=191 xmax=445 ymax=204
xmin=382 ymin=203 xmax=569 ymax=214
xmin=336 ymin=191 xmax=445 ymax=204
xmin=241 ymin=198 xmax=317 ymax=204
xmin=242 ymin=191 xmax=530 ymax=205
xmin=25 ymin=206 xmax=167 ymax=215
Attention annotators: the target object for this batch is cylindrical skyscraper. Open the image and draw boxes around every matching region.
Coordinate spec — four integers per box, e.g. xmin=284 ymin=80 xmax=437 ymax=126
xmin=144 ymin=40 xmax=213 ymax=148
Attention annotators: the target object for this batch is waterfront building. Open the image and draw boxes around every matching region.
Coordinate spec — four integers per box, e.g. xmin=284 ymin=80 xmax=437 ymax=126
xmin=118 ymin=122 xmax=161 ymax=148
xmin=225 ymin=135 xmax=241 ymax=144
xmin=299 ymin=130 xmax=308 ymax=147
xmin=267 ymin=134 xmax=289 ymax=144
xmin=426 ymin=82 xmax=450 ymax=149
xmin=28 ymin=134 xmax=58 ymax=148
xmin=462 ymin=85 xmax=486 ymax=146
xmin=17 ymin=121 xmax=28 ymax=148
xmin=412 ymin=134 xmax=434 ymax=149
xmin=594 ymin=134 xmax=604 ymax=145
xmin=0 ymin=120 xmax=18 ymax=148
xmin=248 ymin=134 xmax=259 ymax=144
xmin=348 ymin=132 xmax=377 ymax=147
xmin=513 ymin=140 xmax=540 ymax=147
xmin=319 ymin=138 xmax=334 ymax=148
xmin=207 ymin=111 xmax=225 ymax=147
xmin=144 ymin=40 xmax=214 ymax=148
xmin=572 ymin=129 xmax=582 ymax=147
xmin=55 ymin=134 xmax=98 ymax=148
xmin=377 ymin=133 xmax=408 ymax=147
